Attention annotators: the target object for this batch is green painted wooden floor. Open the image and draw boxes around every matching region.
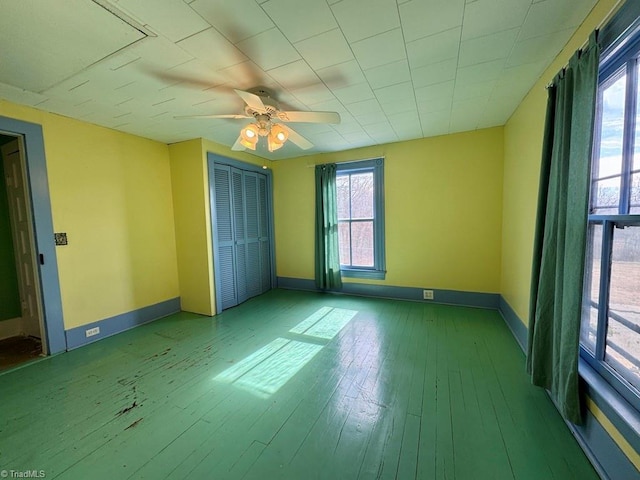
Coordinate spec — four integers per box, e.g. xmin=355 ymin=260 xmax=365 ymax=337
xmin=0 ymin=290 xmax=598 ymax=479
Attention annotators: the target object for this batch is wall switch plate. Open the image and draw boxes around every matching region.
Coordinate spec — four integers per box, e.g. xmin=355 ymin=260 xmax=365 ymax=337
xmin=423 ymin=289 xmax=434 ymax=300
xmin=86 ymin=327 xmax=100 ymax=337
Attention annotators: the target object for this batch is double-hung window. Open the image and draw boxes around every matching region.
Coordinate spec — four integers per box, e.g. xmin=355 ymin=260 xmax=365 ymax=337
xmin=581 ymin=29 xmax=640 ymax=407
xmin=335 ymin=158 xmax=386 ymax=280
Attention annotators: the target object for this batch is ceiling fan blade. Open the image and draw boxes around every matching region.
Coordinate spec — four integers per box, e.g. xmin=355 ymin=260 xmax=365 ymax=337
xmin=278 ymin=111 xmax=341 ymax=124
xmin=281 ymin=125 xmax=313 ymax=150
xmin=231 ymin=135 xmax=246 ymax=151
xmin=174 ymin=114 xmax=250 ymax=120
xmin=234 ymin=89 xmax=266 ymax=112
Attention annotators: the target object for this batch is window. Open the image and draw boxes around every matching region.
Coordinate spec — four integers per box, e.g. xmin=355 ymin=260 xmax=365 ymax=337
xmin=581 ymin=32 xmax=640 ymax=406
xmin=335 ymin=158 xmax=385 ymax=279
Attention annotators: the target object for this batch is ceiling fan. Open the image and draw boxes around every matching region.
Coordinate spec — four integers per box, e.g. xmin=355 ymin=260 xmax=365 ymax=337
xmin=176 ymin=87 xmax=341 ymax=153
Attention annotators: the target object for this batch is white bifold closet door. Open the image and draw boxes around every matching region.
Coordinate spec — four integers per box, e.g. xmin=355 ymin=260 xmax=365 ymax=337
xmin=214 ymin=164 xmax=271 ymax=311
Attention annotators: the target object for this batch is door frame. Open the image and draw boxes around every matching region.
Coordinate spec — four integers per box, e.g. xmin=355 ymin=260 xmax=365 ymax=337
xmin=0 ymin=116 xmax=66 ymax=354
xmin=207 ymin=153 xmax=276 ymax=315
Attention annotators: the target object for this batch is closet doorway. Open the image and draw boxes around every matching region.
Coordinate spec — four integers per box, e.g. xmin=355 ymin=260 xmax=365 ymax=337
xmin=208 ymin=154 xmax=275 ymax=313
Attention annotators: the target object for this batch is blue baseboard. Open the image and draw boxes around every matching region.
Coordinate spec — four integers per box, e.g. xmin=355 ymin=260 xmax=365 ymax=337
xmin=498 ymin=296 xmax=528 ymax=352
xmin=498 ymin=295 xmax=640 ymax=480
xmin=277 ymin=277 xmax=499 ymax=309
xmin=65 ymin=297 xmax=181 ymax=350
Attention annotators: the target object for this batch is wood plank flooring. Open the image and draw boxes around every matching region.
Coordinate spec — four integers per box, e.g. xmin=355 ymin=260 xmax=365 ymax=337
xmin=0 ymin=289 xmax=598 ymax=479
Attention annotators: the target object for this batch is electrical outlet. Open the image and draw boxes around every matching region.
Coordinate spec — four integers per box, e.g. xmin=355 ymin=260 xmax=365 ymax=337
xmin=423 ymin=289 xmax=434 ymax=300
xmin=86 ymin=327 xmax=100 ymax=337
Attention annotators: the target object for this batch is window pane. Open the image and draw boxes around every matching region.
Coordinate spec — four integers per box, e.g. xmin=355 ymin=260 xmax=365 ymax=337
xmin=350 ymin=172 xmax=374 ymax=219
xmin=338 ymin=221 xmax=351 ymax=266
xmin=605 ymin=225 xmax=640 ymax=390
xmin=581 ymin=223 xmax=602 ymax=352
xmin=336 ymin=175 xmax=350 ymax=220
xmin=593 ymin=73 xmax=626 ymax=213
xmin=593 ymin=176 xmax=622 ymax=211
xmin=351 ymin=221 xmax=374 ymax=267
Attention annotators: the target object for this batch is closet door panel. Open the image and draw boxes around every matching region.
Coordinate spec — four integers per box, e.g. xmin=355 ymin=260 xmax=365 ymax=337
xmin=244 ymin=172 xmax=262 ymax=298
xmin=213 ymin=165 xmax=237 ymax=310
xmin=231 ymin=168 xmax=248 ymax=305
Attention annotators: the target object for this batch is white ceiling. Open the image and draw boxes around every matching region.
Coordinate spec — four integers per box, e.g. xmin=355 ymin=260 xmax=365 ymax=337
xmin=0 ymin=0 xmax=598 ymax=160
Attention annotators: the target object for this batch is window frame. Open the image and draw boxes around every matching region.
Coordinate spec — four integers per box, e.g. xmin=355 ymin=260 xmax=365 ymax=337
xmin=335 ymin=158 xmax=386 ymax=280
xmin=581 ymin=29 xmax=640 ymax=411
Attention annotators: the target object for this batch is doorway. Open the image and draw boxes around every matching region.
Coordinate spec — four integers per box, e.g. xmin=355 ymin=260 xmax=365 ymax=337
xmin=0 ymin=135 xmax=45 ymax=368
xmin=0 ymin=115 xmax=65 ymax=360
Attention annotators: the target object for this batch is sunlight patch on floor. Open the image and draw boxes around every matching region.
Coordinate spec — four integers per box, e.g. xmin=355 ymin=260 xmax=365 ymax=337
xmin=214 ymin=307 xmax=357 ymax=398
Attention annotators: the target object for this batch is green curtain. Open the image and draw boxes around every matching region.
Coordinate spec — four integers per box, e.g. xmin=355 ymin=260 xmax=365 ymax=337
xmin=315 ymin=164 xmax=342 ymax=290
xmin=526 ymin=32 xmax=600 ymax=425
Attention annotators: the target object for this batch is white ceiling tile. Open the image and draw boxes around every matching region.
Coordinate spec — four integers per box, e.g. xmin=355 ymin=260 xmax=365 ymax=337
xmin=477 ymin=97 xmax=516 ymax=128
xmin=289 ymin=83 xmax=336 ymax=106
xmin=387 ymin=109 xmax=422 ymax=138
xmin=159 ymin=59 xmax=227 ymax=90
xmin=317 ymin=61 xmax=366 ymax=91
xmin=177 ymin=28 xmax=247 ymax=70
xmin=380 ymin=97 xmax=418 ymax=116
xmin=453 ymin=79 xmax=497 ymax=101
xmin=458 ymin=28 xmax=519 ymax=67
xmin=236 ymin=28 xmax=301 ymax=71
xmin=506 ymin=28 xmax=575 ymax=68
xmin=400 ymin=0 xmax=464 ymax=42
xmin=268 ymin=60 xmax=321 ymax=91
xmin=363 ymin=60 xmax=411 ymax=90
xmin=462 ymin=0 xmax=530 ymax=40
xmin=407 ymin=27 xmax=461 ymax=69
xmin=347 ymin=98 xmax=383 ymax=117
xmin=127 ymin=37 xmax=194 ymax=71
xmin=363 ymin=124 xmax=399 ymax=144
xmin=415 ymin=81 xmax=455 ymax=103
xmin=262 ymin=0 xmax=338 ymax=43
xmin=214 ymin=61 xmax=280 ymax=91
xmin=117 ymin=0 xmax=210 ymax=42
xmin=420 ymin=110 xmax=452 ymax=137
xmin=456 ymin=59 xmax=505 ymax=84
xmin=352 ymin=29 xmax=406 ymax=70
xmin=331 ymin=0 xmax=400 ymax=43
xmin=518 ymin=0 xmax=598 ymax=41
xmin=334 ymin=121 xmax=366 ymax=135
xmin=411 ymin=59 xmax=457 ymax=89
xmin=416 ymin=95 xmax=453 ymax=114
xmin=189 ymin=0 xmax=274 ymax=42
xmin=450 ymin=97 xmax=487 ymax=132
xmin=374 ymin=82 xmax=415 ymax=105
xmin=0 ymin=82 xmax=48 ymax=106
xmin=0 ymin=0 xmax=145 ymax=93
xmin=342 ymin=132 xmax=374 ymax=147
xmin=294 ymin=29 xmax=354 ymax=70
xmin=332 ymin=83 xmax=375 ymax=105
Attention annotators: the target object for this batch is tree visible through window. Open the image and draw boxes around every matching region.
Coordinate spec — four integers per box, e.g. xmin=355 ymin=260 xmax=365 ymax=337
xmin=335 ymin=159 xmax=386 ymax=279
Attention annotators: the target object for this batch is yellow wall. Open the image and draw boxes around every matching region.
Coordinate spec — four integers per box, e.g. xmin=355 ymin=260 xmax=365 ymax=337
xmin=273 ymin=128 xmax=504 ymax=293
xmin=0 ymin=99 xmax=179 ymax=330
xmin=169 ymin=137 xmax=268 ymax=315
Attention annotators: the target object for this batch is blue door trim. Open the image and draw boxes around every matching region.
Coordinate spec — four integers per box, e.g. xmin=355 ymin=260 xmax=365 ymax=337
xmin=0 ymin=116 xmax=66 ymax=354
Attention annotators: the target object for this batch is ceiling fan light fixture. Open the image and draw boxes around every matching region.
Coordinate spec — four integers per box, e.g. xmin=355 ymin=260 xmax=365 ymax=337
xmin=268 ymin=124 xmax=288 ymax=152
xmin=240 ymin=123 xmax=259 ymax=150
